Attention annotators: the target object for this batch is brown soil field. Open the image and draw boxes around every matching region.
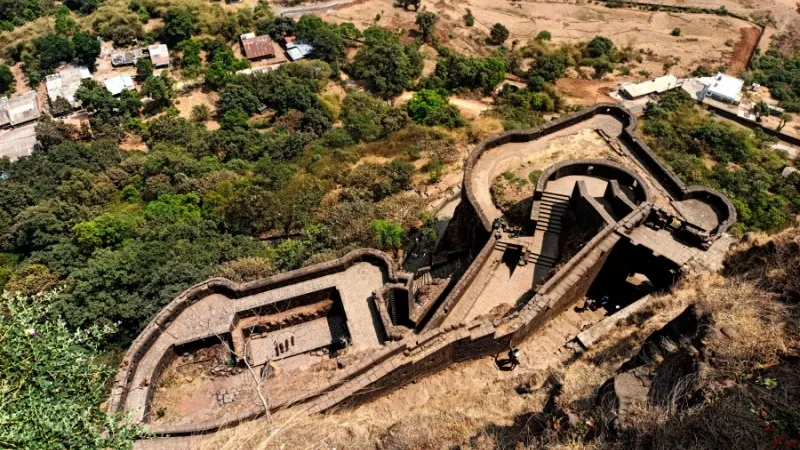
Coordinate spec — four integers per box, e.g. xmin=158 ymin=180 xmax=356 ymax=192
xmin=729 ymin=26 xmax=762 ymax=73
xmin=555 ymin=77 xmax=618 ymax=106
xmin=320 ymin=0 xmax=755 ymax=74
xmin=174 ymin=89 xmax=220 ymax=131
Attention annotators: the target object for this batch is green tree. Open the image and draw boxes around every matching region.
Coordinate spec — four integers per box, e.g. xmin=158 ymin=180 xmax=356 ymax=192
xmin=204 ymin=46 xmax=249 ymax=90
xmin=671 ymin=27 xmax=682 ymax=37
xmin=778 ymin=112 xmax=793 ymax=131
xmin=348 ymin=26 xmax=424 ymax=98
xmin=295 ymin=15 xmax=347 ymax=64
xmin=54 ymin=6 xmax=77 ymax=36
xmin=489 ymin=23 xmax=509 ymax=45
xmin=429 ymin=48 xmax=506 ymax=94
xmin=536 ymin=30 xmax=552 ymax=41
xmin=217 ymin=84 xmax=260 ymax=116
xmin=0 ymin=64 xmax=14 ymax=95
xmin=691 ymin=65 xmax=713 ymax=77
xmin=341 ymin=91 xmax=409 ymax=142
xmin=463 ymin=9 xmax=474 ymax=27
xmin=527 ymin=53 xmax=568 ymax=82
xmin=220 ymin=109 xmax=250 ymax=130
xmin=256 ymin=16 xmax=297 ymax=40
xmin=161 ymin=7 xmax=197 ymax=46
xmin=585 ymin=36 xmax=614 ymax=58
xmin=191 ymin=104 xmax=210 ymax=122
xmin=415 ymin=11 xmax=437 ymax=43
xmin=72 ymin=31 xmax=101 ymax=69
xmin=177 ymin=38 xmax=202 ymax=77
xmin=50 ymin=96 xmax=73 ymax=116
xmin=753 ymin=100 xmax=771 ymax=121
xmin=142 ymin=73 xmax=176 ymax=111
xmin=73 ymin=212 xmax=143 ymax=253
xmin=371 ymin=219 xmax=405 ymax=256
xmin=64 ymin=0 xmax=99 ymax=14
xmin=0 ymin=291 xmax=139 ymax=448
xmin=33 ymin=34 xmax=75 ymax=71
xmin=406 ymin=89 xmax=465 ymax=128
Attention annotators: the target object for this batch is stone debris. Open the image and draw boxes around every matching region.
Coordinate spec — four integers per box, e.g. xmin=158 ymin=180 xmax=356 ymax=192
xmin=216 ymin=388 xmax=242 ymax=405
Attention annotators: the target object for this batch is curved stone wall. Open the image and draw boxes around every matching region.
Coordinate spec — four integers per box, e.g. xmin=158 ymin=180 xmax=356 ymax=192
xmin=106 ymin=249 xmax=409 ymax=418
xmin=462 ymin=103 xmax=736 ymax=239
xmin=535 ymin=158 xmax=651 ymax=204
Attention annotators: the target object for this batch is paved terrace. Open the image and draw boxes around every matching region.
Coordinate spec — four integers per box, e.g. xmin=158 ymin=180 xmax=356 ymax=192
xmin=121 ymin=261 xmax=388 ymax=423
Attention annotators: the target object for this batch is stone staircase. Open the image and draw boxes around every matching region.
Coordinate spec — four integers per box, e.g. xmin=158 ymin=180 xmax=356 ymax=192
xmin=526 ymin=191 xmax=571 ymax=270
xmin=411 ymin=271 xmax=434 ymax=294
xmin=534 ymin=191 xmax=570 ymax=234
xmin=411 ymin=259 xmax=464 ymax=294
xmin=521 ymin=305 xmax=606 ymax=370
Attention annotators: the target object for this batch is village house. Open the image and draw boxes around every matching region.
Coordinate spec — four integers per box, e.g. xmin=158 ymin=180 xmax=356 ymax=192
xmin=104 ymin=74 xmax=136 ymax=96
xmin=240 ymin=33 xmax=277 ymax=61
xmin=284 ymin=36 xmax=314 ymax=61
xmin=0 ymin=91 xmax=42 ymax=129
xmin=148 ymin=44 xmax=170 ymax=68
xmin=46 ymin=65 xmax=92 ymax=109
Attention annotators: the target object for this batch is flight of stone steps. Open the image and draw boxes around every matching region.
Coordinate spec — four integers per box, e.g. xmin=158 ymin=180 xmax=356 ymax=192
xmin=526 ymin=191 xmax=571 ymax=269
xmin=411 ymin=259 xmax=464 ymax=293
xmin=523 ymin=306 xmax=605 ymax=370
xmin=535 ymin=191 xmax=570 ymax=234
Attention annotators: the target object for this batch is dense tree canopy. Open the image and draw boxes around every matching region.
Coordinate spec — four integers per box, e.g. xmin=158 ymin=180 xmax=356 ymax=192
xmin=348 ymin=27 xmax=423 ymax=98
xmin=407 ymin=89 xmax=465 ymax=128
xmin=643 ymin=90 xmax=799 ymax=233
xmin=161 ymin=7 xmax=197 ymax=46
xmin=489 ymin=23 xmax=510 ymax=45
xmin=72 ymin=31 xmax=101 ymax=68
xmin=416 ymin=12 xmax=437 ymax=43
xmin=0 ymin=64 xmax=14 ymax=95
xmin=425 ymin=48 xmax=506 ymax=94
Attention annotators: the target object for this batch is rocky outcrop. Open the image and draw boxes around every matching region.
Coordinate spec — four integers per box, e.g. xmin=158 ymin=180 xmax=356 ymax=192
xmin=598 ymin=303 xmax=718 ymax=429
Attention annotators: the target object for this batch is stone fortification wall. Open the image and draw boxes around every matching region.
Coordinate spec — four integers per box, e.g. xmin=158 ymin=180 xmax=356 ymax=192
xmin=120 ymin=105 xmax=735 ymax=439
xmin=462 ymin=104 xmax=735 ymax=238
xmin=571 ymin=180 xmax=616 ymax=229
xmin=107 ymin=249 xmax=408 ymax=416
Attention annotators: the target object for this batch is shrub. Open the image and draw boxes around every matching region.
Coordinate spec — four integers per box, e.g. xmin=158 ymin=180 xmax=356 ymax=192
xmin=463 ymin=9 xmax=475 ymax=27
xmin=191 ymin=104 xmax=210 ymax=123
xmin=489 ymin=23 xmax=509 ymax=45
xmin=406 ymin=89 xmax=466 ymax=128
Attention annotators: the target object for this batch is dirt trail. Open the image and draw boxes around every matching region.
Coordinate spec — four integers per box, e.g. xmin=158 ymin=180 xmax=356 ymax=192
xmin=395 ymin=91 xmax=492 ymax=119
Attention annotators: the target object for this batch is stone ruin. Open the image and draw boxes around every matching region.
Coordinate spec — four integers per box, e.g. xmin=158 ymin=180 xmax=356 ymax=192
xmin=107 ymin=104 xmax=736 ymax=436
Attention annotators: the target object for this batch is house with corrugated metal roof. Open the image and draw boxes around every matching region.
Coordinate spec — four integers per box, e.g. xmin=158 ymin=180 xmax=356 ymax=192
xmin=0 ymin=91 xmax=42 ymax=128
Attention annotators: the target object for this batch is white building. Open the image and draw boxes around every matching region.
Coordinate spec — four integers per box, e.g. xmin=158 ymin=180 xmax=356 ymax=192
xmin=620 ymin=75 xmax=679 ymax=99
xmin=701 ymin=73 xmax=744 ymax=104
xmin=46 ymin=66 xmax=92 ymax=108
xmin=104 ymin=74 xmax=135 ymax=96
xmin=148 ymin=44 xmax=170 ymax=68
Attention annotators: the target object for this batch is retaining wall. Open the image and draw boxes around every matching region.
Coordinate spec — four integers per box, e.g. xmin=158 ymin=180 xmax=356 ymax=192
xmin=107 ymin=249 xmax=409 ymax=416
